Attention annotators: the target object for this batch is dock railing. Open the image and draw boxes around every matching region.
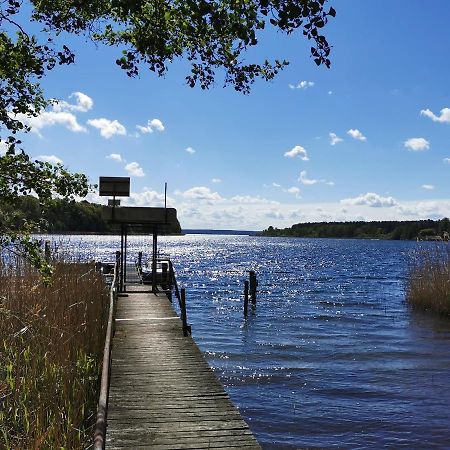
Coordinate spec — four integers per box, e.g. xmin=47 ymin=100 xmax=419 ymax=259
xmin=93 ymin=253 xmax=120 ymax=450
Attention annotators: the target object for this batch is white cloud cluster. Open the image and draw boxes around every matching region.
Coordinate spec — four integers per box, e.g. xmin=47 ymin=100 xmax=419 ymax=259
xmin=16 ymin=110 xmax=87 ymax=135
xmin=176 ymin=186 xmax=222 ymax=202
xmin=329 ymin=132 xmax=343 ymax=145
xmin=107 ymin=153 xmax=124 ymax=162
xmin=288 ymin=81 xmax=315 ymax=90
xmin=125 ymin=161 xmax=145 ymax=177
xmin=299 ymin=170 xmax=333 ymax=186
xmin=404 ymin=137 xmax=430 ymax=151
xmin=284 ymin=145 xmax=309 ymax=160
xmin=87 ymin=118 xmax=126 ymax=139
xmin=35 ymin=154 xmax=63 ymax=164
xmin=286 ymin=186 xmax=301 ymax=197
xmin=136 ymin=118 xmax=165 ymax=134
xmin=185 ymin=147 xmax=196 ymax=154
xmin=13 ymin=92 xmax=95 ymax=136
xmin=341 ymin=192 xmax=398 ymax=208
xmin=211 ymin=178 xmax=222 ymax=183
xmin=0 ymin=140 xmax=8 ymax=156
xmin=347 ymin=129 xmax=367 ymax=141
xmin=422 ymin=184 xmax=434 ymax=190
xmin=53 ymin=92 xmax=94 ymax=113
xmin=420 ymin=107 xmax=450 ymax=123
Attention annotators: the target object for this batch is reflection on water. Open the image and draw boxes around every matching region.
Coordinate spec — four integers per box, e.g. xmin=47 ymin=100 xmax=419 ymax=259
xmin=51 ymin=235 xmax=450 ymax=449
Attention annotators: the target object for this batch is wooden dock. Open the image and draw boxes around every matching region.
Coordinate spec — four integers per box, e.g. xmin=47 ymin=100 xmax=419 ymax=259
xmin=106 ymin=283 xmax=260 ymax=449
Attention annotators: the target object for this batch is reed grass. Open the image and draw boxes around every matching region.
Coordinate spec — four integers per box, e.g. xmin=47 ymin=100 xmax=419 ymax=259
xmin=0 ymin=254 xmax=109 ymax=449
xmin=406 ymin=245 xmax=450 ymax=316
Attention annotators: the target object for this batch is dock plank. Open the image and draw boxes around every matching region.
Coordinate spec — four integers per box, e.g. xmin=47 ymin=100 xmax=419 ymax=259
xmin=106 ymin=283 xmax=260 ymax=449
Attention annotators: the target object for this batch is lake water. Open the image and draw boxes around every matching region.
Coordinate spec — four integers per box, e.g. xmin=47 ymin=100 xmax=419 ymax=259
xmin=56 ymin=235 xmax=450 ymax=449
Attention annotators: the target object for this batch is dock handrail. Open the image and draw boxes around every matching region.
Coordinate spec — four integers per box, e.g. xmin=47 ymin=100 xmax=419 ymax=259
xmin=93 ymin=254 xmax=120 ymax=450
xmin=168 ymin=259 xmax=180 ymax=301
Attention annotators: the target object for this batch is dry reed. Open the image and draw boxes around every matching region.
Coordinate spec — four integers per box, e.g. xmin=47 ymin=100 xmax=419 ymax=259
xmin=406 ymin=245 xmax=450 ymax=316
xmin=0 ymin=254 xmax=109 ymax=449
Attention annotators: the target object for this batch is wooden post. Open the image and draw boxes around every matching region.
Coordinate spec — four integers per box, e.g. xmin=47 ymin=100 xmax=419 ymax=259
xmin=162 ymin=262 xmax=168 ymax=290
xmin=180 ymin=288 xmax=191 ymax=336
xmin=138 ymin=251 xmax=142 ymax=268
xmin=249 ymin=271 xmax=257 ymax=305
xmin=244 ymin=280 xmax=249 ymax=317
xmin=44 ymin=240 xmax=51 ymax=261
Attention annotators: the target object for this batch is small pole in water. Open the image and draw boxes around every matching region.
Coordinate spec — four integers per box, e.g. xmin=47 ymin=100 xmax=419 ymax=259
xmin=244 ymin=280 xmax=249 ymax=317
xmin=249 ymin=271 xmax=257 ymax=305
xmin=138 ymin=251 xmax=142 ymax=269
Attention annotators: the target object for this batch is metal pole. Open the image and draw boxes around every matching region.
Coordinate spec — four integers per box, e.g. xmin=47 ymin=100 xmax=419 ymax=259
xmin=120 ymin=225 xmax=124 ymax=292
xmin=152 ymin=230 xmax=157 ymax=292
xmin=123 ymin=225 xmax=128 ymax=292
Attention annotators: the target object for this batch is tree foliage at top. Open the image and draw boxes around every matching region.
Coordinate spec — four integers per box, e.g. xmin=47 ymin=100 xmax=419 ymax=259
xmin=32 ymin=0 xmax=335 ymax=92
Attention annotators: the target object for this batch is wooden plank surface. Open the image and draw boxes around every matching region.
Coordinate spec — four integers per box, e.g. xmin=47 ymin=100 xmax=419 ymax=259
xmin=106 ymin=281 xmax=260 ymax=449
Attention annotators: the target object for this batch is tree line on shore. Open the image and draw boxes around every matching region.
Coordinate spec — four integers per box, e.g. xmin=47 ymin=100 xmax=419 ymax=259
xmin=261 ymin=219 xmax=450 ymax=240
xmin=0 ymin=196 xmax=181 ymax=234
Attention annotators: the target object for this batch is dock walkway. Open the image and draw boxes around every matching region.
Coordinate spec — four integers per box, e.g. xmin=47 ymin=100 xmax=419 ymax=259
xmin=106 ymin=283 xmax=260 ymax=449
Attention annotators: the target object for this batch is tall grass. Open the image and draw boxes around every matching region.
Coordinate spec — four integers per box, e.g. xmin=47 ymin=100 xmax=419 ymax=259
xmin=406 ymin=245 xmax=450 ymax=316
xmin=0 ymin=254 xmax=109 ymax=449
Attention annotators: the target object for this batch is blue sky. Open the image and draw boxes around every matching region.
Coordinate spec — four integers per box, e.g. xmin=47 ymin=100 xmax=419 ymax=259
xmin=5 ymin=1 xmax=450 ymax=230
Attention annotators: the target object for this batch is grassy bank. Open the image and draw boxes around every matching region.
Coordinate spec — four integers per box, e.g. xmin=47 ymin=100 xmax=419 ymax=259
xmin=406 ymin=247 xmax=450 ymax=316
xmin=0 ymin=256 xmax=109 ymax=449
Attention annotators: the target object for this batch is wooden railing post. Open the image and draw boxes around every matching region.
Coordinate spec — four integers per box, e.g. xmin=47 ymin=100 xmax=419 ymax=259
xmin=137 ymin=251 xmax=142 ymax=269
xmin=44 ymin=240 xmax=51 ymax=261
xmin=180 ymin=288 xmax=191 ymax=337
xmin=244 ymin=280 xmax=249 ymax=317
xmin=162 ymin=262 xmax=168 ymax=290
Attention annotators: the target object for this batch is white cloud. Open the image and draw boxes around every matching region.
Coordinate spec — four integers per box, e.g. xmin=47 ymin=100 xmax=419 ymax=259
xmin=16 ymin=110 xmax=87 ymax=135
xmin=284 ymin=145 xmax=309 ymax=160
xmin=231 ymin=195 xmax=278 ymax=204
xmin=329 ymin=132 xmax=343 ymax=145
xmin=299 ymin=170 xmax=333 ymax=186
xmin=328 ymin=90 xmax=333 ymax=95
xmin=347 ymin=129 xmax=367 ymax=141
xmin=211 ymin=178 xmax=222 ymax=183
xmin=288 ymin=81 xmax=315 ymax=90
xmin=136 ymin=118 xmax=165 ymax=134
xmin=87 ymin=118 xmax=126 ymax=139
xmin=286 ymin=186 xmax=301 ymax=197
xmin=185 ymin=147 xmax=196 ymax=154
xmin=127 ymin=189 xmax=167 ymax=207
xmin=420 ymin=107 xmax=450 ymax=123
xmin=299 ymin=170 xmax=318 ymax=185
xmin=422 ymin=184 xmax=434 ymax=190
xmin=444 ymin=158 xmax=450 ymax=164
xmin=176 ymin=186 xmax=221 ymax=201
xmin=404 ymin=137 xmax=430 ymax=151
xmin=272 ymin=182 xmax=281 ymax=188
xmin=0 ymin=140 xmax=8 ymax=156
xmin=35 ymin=154 xmax=63 ymax=164
xmin=53 ymin=92 xmax=93 ymax=113
xmin=107 ymin=153 xmax=123 ymax=162
xmin=341 ymin=192 xmax=398 ymax=208
xmin=125 ymin=161 xmax=145 ymax=177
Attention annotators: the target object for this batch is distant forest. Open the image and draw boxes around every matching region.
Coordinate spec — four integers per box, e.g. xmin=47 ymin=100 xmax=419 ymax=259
xmin=261 ymin=219 xmax=450 ymax=240
xmin=0 ymin=196 xmax=181 ymax=234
